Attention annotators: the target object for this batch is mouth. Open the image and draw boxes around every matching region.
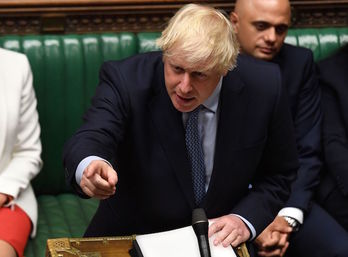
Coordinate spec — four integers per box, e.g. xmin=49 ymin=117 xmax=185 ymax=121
xmin=259 ymin=47 xmax=275 ymax=55
xmin=176 ymin=94 xmax=195 ymax=103
xmin=172 ymin=92 xmax=197 ymax=112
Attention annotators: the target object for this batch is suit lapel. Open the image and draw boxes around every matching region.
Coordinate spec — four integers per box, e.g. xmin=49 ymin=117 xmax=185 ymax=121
xmin=204 ymin=69 xmax=248 ymax=209
xmin=149 ymin=70 xmax=195 ymax=209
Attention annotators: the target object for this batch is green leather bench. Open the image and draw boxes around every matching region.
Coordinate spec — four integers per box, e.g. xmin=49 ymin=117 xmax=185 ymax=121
xmin=0 ymin=27 xmax=347 ymax=257
xmin=286 ymin=27 xmax=348 ymax=61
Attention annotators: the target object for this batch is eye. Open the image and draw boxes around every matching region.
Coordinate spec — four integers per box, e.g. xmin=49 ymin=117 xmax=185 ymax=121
xmin=172 ymin=65 xmax=184 ymax=73
xmin=192 ymin=71 xmax=207 ymax=80
xmin=275 ymin=25 xmax=288 ymax=35
xmin=253 ymin=22 xmax=269 ymax=31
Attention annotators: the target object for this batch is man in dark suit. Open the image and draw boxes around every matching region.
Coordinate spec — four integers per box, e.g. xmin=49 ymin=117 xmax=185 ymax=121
xmin=230 ymin=0 xmax=348 ymax=256
xmin=63 ymin=3 xmax=299 ymax=251
xmin=318 ymin=44 xmax=348 ymax=232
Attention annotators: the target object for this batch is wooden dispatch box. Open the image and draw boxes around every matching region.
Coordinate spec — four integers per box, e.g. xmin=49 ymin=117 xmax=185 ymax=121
xmin=46 ymin=236 xmax=135 ymax=257
xmin=46 ymin=236 xmax=250 ymax=257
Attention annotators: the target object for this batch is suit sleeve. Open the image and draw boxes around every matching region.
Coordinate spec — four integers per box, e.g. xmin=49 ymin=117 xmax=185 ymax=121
xmin=63 ymin=61 xmax=130 ymax=196
xmin=0 ymin=56 xmax=42 ymax=199
xmin=285 ymin=52 xmax=322 ymax=213
xmin=232 ymin=65 xmax=298 ymax=234
xmin=320 ymin=68 xmax=348 ymax=196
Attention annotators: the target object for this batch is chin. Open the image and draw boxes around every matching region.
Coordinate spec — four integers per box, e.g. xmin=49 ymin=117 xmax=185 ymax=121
xmin=180 ymin=106 xmax=195 ymax=113
xmin=172 ymin=102 xmax=192 ymax=113
xmin=258 ymin=53 xmax=274 ymax=61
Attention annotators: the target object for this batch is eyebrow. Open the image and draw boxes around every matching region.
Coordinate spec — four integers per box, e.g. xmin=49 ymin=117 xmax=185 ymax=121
xmin=169 ymin=62 xmax=207 ymax=74
xmin=252 ymin=20 xmax=289 ymax=28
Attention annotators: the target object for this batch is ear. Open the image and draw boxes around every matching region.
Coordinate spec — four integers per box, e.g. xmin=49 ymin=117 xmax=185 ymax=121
xmin=229 ymin=12 xmax=239 ymax=33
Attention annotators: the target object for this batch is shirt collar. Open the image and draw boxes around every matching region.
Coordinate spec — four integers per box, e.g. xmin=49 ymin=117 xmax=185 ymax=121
xmin=202 ymin=76 xmax=222 ymax=113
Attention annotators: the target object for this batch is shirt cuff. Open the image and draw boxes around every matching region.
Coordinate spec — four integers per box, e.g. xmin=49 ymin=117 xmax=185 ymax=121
xmin=75 ymin=156 xmax=112 ymax=185
xmin=278 ymin=207 xmax=304 ymax=224
xmin=230 ymin=214 xmax=257 ymax=240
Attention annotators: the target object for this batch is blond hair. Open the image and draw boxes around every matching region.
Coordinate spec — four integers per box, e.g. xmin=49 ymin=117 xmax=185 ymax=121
xmin=157 ymin=3 xmax=239 ymax=75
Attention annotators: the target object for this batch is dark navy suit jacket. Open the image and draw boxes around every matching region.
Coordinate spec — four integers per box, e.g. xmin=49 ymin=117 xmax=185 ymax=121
xmin=281 ymin=45 xmax=348 ymax=257
xmin=63 ymin=52 xmax=298 ymax=237
xmin=319 ymin=45 xmax=348 ymax=197
xmin=272 ymin=43 xmax=322 ymax=213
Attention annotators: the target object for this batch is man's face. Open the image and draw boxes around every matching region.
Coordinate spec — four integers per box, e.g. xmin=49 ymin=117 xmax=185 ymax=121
xmin=164 ymin=56 xmax=222 ymax=113
xmin=231 ymin=0 xmax=290 ymax=60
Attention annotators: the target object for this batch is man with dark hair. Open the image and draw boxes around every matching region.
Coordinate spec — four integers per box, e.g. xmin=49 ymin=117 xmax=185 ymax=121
xmin=230 ymin=0 xmax=348 ymax=256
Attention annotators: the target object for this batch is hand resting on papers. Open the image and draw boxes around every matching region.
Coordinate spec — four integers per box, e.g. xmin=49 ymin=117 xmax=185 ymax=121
xmin=209 ymin=214 xmax=251 ymax=248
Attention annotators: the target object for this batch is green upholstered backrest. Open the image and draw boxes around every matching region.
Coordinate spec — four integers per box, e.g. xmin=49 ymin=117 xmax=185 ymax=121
xmin=0 ymin=32 xmax=160 ymax=195
xmin=286 ymin=27 xmax=348 ymax=61
xmin=0 ymin=28 xmax=346 ymax=196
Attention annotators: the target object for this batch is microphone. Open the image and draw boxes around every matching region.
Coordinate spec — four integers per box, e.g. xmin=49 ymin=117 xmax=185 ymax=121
xmin=192 ymin=208 xmax=212 ymax=257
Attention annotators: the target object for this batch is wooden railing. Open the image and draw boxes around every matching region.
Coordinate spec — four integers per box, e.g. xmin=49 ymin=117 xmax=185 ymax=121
xmin=0 ymin=0 xmax=347 ymax=35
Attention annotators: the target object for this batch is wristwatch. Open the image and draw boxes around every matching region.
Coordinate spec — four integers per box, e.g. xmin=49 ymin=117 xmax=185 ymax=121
xmin=283 ymin=216 xmax=300 ymax=232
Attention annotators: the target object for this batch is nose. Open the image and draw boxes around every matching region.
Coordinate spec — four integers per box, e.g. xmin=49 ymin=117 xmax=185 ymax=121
xmin=264 ymin=27 xmax=276 ymax=43
xmin=179 ymin=72 xmax=192 ymax=94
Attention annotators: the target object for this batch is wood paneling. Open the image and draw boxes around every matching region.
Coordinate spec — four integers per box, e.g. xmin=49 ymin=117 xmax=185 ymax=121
xmin=0 ymin=0 xmax=347 ymax=34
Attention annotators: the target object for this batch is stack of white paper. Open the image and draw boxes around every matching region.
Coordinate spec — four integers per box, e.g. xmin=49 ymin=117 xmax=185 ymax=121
xmin=136 ymin=224 xmax=237 ymax=257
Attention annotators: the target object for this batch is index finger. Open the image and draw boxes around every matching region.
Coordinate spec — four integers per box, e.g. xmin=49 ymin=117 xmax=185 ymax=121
xmin=105 ymin=167 xmax=118 ymax=186
xmin=85 ymin=160 xmax=118 ymax=186
xmin=208 ymin=219 xmax=224 ymax=237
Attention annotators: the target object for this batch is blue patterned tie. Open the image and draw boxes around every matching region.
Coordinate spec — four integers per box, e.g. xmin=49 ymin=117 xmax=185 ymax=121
xmin=185 ymin=106 xmax=206 ymax=205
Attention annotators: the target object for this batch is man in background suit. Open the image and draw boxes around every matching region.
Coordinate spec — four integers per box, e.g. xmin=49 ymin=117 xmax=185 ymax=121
xmin=63 ymin=3 xmax=298 ymax=252
xmin=318 ymin=44 xmax=348 ymax=232
xmin=230 ymin=0 xmax=348 ymax=256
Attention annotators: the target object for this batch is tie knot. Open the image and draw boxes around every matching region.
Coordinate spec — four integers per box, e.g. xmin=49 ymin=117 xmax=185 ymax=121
xmin=191 ymin=105 xmax=203 ymax=115
xmin=187 ymin=106 xmax=203 ymax=124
